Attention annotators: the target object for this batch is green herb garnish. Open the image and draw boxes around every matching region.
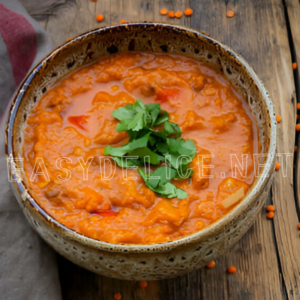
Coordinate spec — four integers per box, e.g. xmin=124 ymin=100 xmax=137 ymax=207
xmin=104 ymin=100 xmax=197 ymax=199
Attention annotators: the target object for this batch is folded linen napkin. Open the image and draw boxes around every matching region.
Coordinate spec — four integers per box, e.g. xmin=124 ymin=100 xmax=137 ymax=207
xmin=0 ymin=1 xmax=62 ymax=299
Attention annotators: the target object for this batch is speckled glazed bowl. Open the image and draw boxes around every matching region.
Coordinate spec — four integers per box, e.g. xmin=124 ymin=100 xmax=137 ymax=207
xmin=5 ymin=23 xmax=276 ymax=280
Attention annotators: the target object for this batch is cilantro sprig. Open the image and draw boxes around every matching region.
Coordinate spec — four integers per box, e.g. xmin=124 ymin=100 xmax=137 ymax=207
xmin=104 ymin=100 xmax=197 ymax=199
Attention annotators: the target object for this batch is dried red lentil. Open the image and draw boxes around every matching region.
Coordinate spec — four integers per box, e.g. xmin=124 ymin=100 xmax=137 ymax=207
xmin=96 ymin=14 xmax=104 ymax=22
xmin=175 ymin=11 xmax=183 ymax=18
xmin=160 ymin=8 xmax=168 ymax=15
xmin=266 ymin=205 xmax=275 ymax=212
xmin=228 ymin=266 xmax=236 ymax=273
xmin=227 ymin=11 xmax=235 ymax=18
xmin=168 ymin=11 xmax=175 ymax=18
xmin=184 ymin=8 xmax=193 ymax=16
xmin=276 ymin=115 xmax=281 ymax=123
xmin=114 ymin=293 xmax=121 ymax=300
xmin=206 ymin=261 xmax=216 ymax=269
xmin=139 ymin=281 xmax=148 ymax=288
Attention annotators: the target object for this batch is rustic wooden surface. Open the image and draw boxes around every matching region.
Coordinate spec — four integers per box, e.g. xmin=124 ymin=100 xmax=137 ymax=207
xmin=21 ymin=0 xmax=300 ymax=299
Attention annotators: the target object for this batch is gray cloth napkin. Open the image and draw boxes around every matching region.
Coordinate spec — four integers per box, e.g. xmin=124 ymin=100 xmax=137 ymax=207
xmin=0 ymin=1 xmax=62 ymax=299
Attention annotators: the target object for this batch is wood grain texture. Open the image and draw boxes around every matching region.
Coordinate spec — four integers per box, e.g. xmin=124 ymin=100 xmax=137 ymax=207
xmin=19 ymin=0 xmax=65 ymax=16
xmin=34 ymin=0 xmax=191 ymax=46
xmin=23 ymin=0 xmax=300 ymax=299
xmin=191 ymin=0 xmax=300 ymax=299
xmin=287 ymin=0 xmax=300 ymax=217
xmin=38 ymin=0 xmax=105 ymax=46
xmin=285 ymin=0 xmax=300 ymax=87
xmin=110 ymin=0 xmax=154 ymax=25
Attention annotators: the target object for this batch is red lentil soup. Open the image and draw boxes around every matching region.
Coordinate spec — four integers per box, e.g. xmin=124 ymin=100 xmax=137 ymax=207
xmin=23 ymin=52 xmax=259 ymax=244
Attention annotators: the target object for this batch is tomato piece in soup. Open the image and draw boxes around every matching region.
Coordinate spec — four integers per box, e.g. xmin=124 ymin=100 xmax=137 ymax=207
xmin=156 ymin=88 xmax=180 ymax=102
xmin=68 ymin=115 xmax=89 ymax=131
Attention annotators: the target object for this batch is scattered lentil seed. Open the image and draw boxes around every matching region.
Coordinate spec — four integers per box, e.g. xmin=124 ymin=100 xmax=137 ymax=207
xmin=227 ymin=11 xmax=235 ymax=18
xmin=114 ymin=293 xmax=121 ymax=300
xmin=276 ymin=115 xmax=281 ymax=123
xmin=275 ymin=162 xmax=280 ymax=170
xmin=295 ymin=146 xmax=298 ymax=152
xmin=228 ymin=266 xmax=236 ymax=273
xmin=266 ymin=205 xmax=275 ymax=212
xmin=160 ymin=8 xmax=168 ymax=15
xmin=297 ymin=223 xmax=300 ymax=230
xmin=293 ymin=63 xmax=297 ymax=70
xmin=175 ymin=11 xmax=183 ymax=18
xmin=168 ymin=11 xmax=175 ymax=18
xmin=297 ymin=103 xmax=300 ymax=110
xmin=296 ymin=124 xmax=300 ymax=131
xmin=206 ymin=261 xmax=216 ymax=268
xmin=267 ymin=211 xmax=274 ymax=219
xmin=184 ymin=8 xmax=193 ymax=16
xmin=120 ymin=19 xmax=126 ymax=23
xmin=96 ymin=14 xmax=104 ymax=22
xmin=139 ymin=280 xmax=148 ymax=288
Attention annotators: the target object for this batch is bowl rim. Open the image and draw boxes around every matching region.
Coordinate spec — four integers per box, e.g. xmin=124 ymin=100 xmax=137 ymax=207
xmin=5 ymin=22 xmax=277 ymax=253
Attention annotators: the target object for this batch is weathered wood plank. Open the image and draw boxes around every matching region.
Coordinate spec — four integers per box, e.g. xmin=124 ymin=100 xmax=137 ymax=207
xmin=191 ymin=0 xmax=299 ymax=299
xmin=58 ymin=254 xmax=163 ymax=300
xmin=40 ymin=0 xmax=110 ymax=47
xmin=110 ymin=0 xmax=154 ymax=25
xmin=19 ymin=0 xmax=65 ymax=16
xmin=285 ymin=0 xmax=300 ymax=86
xmin=287 ymin=0 xmax=300 ymax=215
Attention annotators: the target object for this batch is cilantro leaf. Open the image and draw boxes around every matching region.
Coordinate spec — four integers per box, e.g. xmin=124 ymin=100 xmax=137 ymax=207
xmin=158 ymin=138 xmax=196 ymax=172
xmin=146 ymin=103 xmax=161 ymax=127
xmin=178 ymin=139 xmax=197 ymax=156
xmin=138 ymin=168 xmax=187 ymax=199
xmin=113 ymin=100 xmax=146 ymax=132
xmin=112 ymin=100 xmax=163 ymax=133
xmin=104 ymin=133 xmax=150 ymax=156
xmin=128 ymin=147 xmax=164 ymax=165
xmin=113 ymin=157 xmax=141 ymax=168
xmin=146 ymin=166 xmax=177 ymax=188
xmin=105 ymin=99 xmax=198 ymax=200
xmin=155 ymin=182 xmax=187 ymax=199
xmin=164 ymin=121 xmax=181 ymax=138
xmin=154 ymin=111 xmax=169 ymax=126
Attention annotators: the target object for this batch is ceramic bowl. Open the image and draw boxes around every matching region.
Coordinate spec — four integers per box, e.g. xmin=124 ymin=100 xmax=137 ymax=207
xmin=5 ymin=23 xmax=276 ymax=280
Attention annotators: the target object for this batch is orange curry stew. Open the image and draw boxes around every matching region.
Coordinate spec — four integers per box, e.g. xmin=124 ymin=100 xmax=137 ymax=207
xmin=23 ymin=52 xmax=259 ymax=244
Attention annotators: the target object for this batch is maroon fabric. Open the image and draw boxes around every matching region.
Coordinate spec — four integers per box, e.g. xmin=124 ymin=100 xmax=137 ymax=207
xmin=0 ymin=4 xmax=37 ymax=86
xmin=0 ymin=1 xmax=61 ymax=299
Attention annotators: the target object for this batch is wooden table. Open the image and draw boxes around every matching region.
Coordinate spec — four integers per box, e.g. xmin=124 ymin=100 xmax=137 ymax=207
xmin=21 ymin=0 xmax=300 ymax=299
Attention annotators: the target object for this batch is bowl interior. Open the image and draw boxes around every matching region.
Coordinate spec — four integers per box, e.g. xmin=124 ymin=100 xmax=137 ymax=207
xmin=6 ymin=23 xmax=276 ymax=252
